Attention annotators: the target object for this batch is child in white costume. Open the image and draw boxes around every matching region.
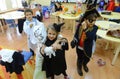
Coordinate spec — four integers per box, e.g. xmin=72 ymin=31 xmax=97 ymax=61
xmin=23 ymin=9 xmax=47 ymax=79
xmin=23 ymin=9 xmax=46 ymax=55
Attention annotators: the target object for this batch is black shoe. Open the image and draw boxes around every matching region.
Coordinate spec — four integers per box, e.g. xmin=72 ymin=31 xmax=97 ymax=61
xmin=77 ymin=67 xmax=83 ymax=76
xmin=83 ymin=65 xmax=89 ymax=72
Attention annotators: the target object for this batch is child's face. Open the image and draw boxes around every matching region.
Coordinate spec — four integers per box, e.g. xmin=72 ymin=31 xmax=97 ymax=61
xmin=25 ymin=12 xmax=33 ymax=21
xmin=86 ymin=18 xmax=96 ymax=28
xmin=47 ymin=28 xmax=57 ymax=41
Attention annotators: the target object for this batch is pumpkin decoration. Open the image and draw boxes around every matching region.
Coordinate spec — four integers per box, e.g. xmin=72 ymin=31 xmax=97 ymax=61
xmin=63 ymin=7 xmax=68 ymax=12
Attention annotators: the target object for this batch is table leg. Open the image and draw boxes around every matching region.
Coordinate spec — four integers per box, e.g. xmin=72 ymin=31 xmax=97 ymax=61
xmin=111 ymin=44 xmax=120 ymax=65
xmin=0 ymin=22 xmax=4 ymax=33
xmin=105 ymin=41 xmax=109 ymax=50
xmin=72 ymin=20 xmax=77 ymax=34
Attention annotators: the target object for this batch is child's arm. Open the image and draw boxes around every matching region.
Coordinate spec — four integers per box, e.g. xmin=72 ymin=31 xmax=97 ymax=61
xmin=23 ymin=22 xmax=30 ymax=35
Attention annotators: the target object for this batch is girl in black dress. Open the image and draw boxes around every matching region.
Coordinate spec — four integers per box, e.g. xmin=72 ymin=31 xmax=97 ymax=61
xmin=40 ymin=23 xmax=71 ymax=79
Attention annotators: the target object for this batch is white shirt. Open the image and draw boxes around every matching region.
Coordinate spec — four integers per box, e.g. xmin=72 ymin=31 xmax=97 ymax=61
xmin=23 ymin=18 xmax=47 ymax=44
xmin=0 ymin=49 xmax=15 ymax=63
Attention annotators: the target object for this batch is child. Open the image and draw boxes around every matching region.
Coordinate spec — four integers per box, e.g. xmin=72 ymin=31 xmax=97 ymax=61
xmin=0 ymin=47 xmax=33 ymax=79
xmin=71 ymin=5 xmax=100 ymax=76
xmin=106 ymin=0 xmax=115 ymax=11
xmin=98 ymin=0 xmax=105 ymax=11
xmin=23 ymin=8 xmax=46 ymax=56
xmin=40 ymin=23 xmax=71 ymax=79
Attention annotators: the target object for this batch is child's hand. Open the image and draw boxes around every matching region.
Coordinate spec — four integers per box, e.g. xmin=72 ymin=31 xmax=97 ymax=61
xmin=52 ymin=43 xmax=61 ymax=50
xmin=82 ymin=21 xmax=87 ymax=30
xmin=41 ymin=45 xmax=46 ymax=54
xmin=30 ymin=24 xmax=33 ymax=28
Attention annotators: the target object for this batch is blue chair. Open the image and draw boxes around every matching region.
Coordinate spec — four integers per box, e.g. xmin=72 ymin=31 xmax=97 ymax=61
xmin=5 ymin=19 xmax=16 ymax=28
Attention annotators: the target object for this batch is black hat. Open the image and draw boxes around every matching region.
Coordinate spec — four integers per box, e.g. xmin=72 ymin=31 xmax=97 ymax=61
xmin=84 ymin=4 xmax=100 ymax=18
xmin=53 ymin=23 xmax=65 ymax=32
xmin=78 ymin=4 xmax=100 ymax=23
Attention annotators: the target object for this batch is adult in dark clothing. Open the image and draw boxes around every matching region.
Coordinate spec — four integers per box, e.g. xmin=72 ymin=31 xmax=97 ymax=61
xmin=54 ymin=2 xmax=63 ymax=12
xmin=71 ymin=4 xmax=100 ymax=76
xmin=85 ymin=0 xmax=92 ymax=4
xmin=54 ymin=2 xmax=63 ymax=23
xmin=17 ymin=18 xmax=26 ymax=33
xmin=85 ymin=0 xmax=98 ymax=7
xmin=35 ymin=4 xmax=43 ymax=22
xmin=22 ymin=0 xmax=28 ymax=8
xmin=41 ymin=23 xmax=71 ymax=79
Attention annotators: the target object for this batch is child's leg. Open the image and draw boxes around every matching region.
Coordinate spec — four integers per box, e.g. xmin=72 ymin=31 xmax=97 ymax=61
xmin=63 ymin=71 xmax=72 ymax=79
xmin=16 ymin=74 xmax=24 ymax=79
xmin=47 ymin=75 xmax=54 ymax=79
xmin=51 ymin=75 xmax=54 ymax=79
xmin=62 ymin=71 xmax=67 ymax=76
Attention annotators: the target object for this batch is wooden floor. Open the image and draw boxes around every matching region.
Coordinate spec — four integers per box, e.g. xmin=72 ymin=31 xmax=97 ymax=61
xmin=0 ymin=17 xmax=120 ymax=79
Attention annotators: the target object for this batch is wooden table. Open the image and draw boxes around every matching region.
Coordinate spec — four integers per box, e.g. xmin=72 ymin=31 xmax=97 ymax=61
xmin=1 ymin=11 xmax=24 ymax=19
xmin=99 ymin=11 xmax=120 ymax=19
xmin=59 ymin=12 xmax=80 ymax=33
xmin=97 ymin=29 xmax=120 ymax=65
xmin=95 ymin=20 xmax=119 ymax=30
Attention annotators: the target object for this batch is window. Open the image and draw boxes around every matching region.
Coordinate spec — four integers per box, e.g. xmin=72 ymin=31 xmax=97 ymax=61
xmin=16 ymin=0 xmax=23 ymax=8
xmin=11 ymin=0 xmax=23 ymax=8
xmin=11 ymin=0 xmax=18 ymax=8
xmin=0 ymin=0 xmax=7 ymax=11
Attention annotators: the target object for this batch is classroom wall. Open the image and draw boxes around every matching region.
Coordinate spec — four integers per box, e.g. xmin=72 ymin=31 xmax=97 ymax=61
xmin=6 ymin=0 xmax=12 ymax=10
xmin=27 ymin=0 xmax=51 ymax=6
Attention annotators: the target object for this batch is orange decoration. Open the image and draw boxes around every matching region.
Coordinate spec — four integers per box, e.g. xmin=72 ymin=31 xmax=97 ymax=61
xmin=64 ymin=7 xmax=68 ymax=12
xmin=77 ymin=8 xmax=81 ymax=14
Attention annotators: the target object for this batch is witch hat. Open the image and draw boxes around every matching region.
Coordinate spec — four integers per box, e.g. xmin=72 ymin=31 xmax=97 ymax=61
xmin=53 ymin=22 xmax=65 ymax=32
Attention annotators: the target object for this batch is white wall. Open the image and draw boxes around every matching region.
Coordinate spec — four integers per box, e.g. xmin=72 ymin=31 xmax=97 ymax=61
xmin=33 ymin=0 xmax=51 ymax=6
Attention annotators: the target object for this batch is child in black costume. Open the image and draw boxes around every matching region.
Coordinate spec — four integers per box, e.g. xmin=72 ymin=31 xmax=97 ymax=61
xmin=71 ymin=4 xmax=100 ymax=76
xmin=40 ymin=23 xmax=71 ymax=79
